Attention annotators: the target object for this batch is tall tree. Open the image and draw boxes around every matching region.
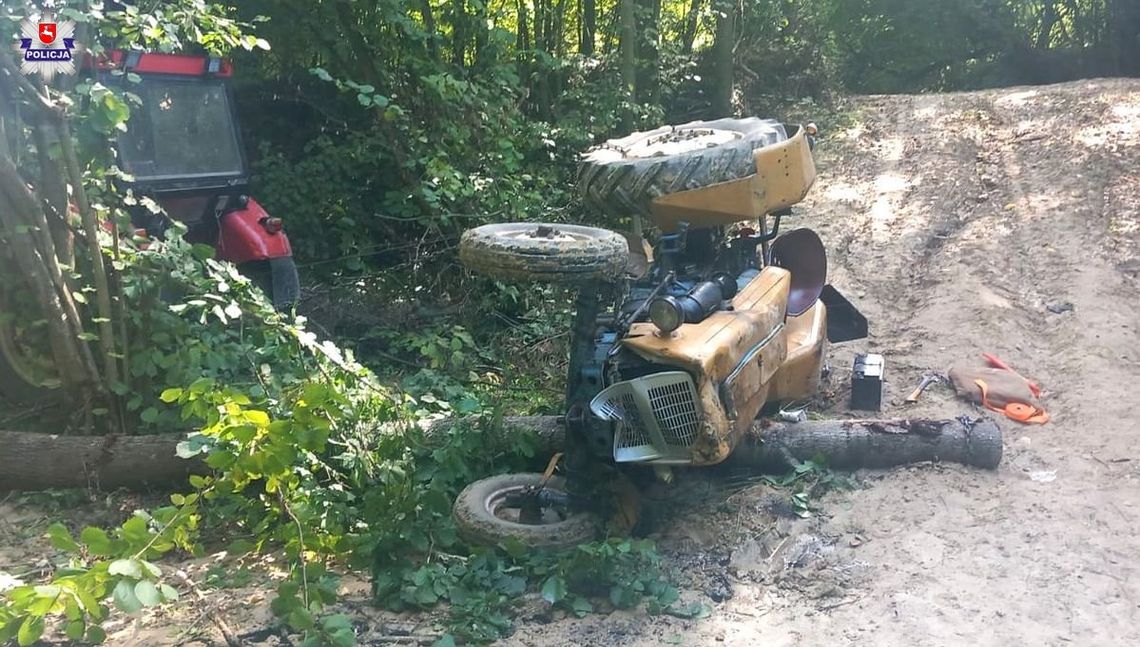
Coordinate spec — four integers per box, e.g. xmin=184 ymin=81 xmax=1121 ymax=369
xmin=681 ymin=0 xmax=703 ymax=54
xmin=451 ymin=0 xmax=468 ymax=67
xmin=418 ymin=0 xmax=441 ymax=61
xmin=636 ymin=0 xmax=662 ymax=104
xmin=710 ymin=0 xmax=734 ymax=116
xmin=581 ymin=0 xmax=596 ymax=55
xmin=517 ymin=0 xmax=531 ymax=51
xmin=620 ymin=0 xmax=637 ymax=128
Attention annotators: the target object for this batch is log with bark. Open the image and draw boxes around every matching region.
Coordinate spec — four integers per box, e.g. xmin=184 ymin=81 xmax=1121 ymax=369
xmin=0 ymin=430 xmax=206 ymax=491
xmin=0 ymin=415 xmax=1001 ymax=491
xmin=726 ymin=417 xmax=1003 ymax=471
xmin=430 ymin=415 xmax=1004 ymax=470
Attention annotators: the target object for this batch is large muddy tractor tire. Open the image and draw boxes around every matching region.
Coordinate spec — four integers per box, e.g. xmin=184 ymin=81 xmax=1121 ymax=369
xmin=577 ymin=118 xmax=788 ymax=219
xmin=453 ymin=473 xmax=600 ymax=549
xmin=459 ymin=222 xmax=627 ymax=284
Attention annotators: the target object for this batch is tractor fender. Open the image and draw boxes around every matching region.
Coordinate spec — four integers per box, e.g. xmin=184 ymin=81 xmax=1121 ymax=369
xmin=216 ymin=197 xmax=293 ymax=264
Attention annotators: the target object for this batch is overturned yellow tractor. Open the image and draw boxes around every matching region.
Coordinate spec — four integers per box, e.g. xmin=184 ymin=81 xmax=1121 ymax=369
xmin=454 ymin=118 xmax=867 ymax=548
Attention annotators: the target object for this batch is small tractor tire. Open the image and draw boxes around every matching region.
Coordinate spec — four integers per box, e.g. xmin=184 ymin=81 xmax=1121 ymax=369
xmin=239 ymin=257 xmax=300 ymax=311
xmin=577 ymin=117 xmax=788 ymax=219
xmin=452 ymin=473 xmax=600 ymax=549
xmin=459 ymin=222 xmax=627 ymax=284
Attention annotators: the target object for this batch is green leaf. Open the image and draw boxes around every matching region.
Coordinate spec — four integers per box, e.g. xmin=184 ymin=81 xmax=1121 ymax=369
xmin=17 ymin=616 xmax=43 ymax=647
xmin=112 ymin=579 xmax=142 ymax=613
xmin=134 ymin=580 xmax=162 ymax=607
xmin=159 ymin=583 xmax=179 ymax=602
xmin=287 ymin=607 xmax=315 ymax=631
xmin=541 ymin=575 xmax=567 ymax=604
xmin=65 ymin=619 xmax=86 ymax=640
xmin=120 ymin=515 xmax=150 ymax=545
xmin=140 ymin=561 xmax=162 ymax=579
xmin=80 ymin=527 xmax=112 ymax=556
xmin=46 ymin=522 xmax=81 ymax=552
xmin=108 ymin=559 xmax=143 ymax=578
xmin=571 ymin=596 xmax=593 ymax=616
xmin=86 ymin=625 xmax=107 ymax=643
xmin=159 ymin=388 xmax=183 ymax=403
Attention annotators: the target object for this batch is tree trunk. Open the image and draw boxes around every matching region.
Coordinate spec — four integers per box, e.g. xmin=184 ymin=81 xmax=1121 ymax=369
xmin=635 ymin=0 xmax=662 ymax=104
xmin=426 ymin=415 xmax=1003 ymax=470
xmin=473 ymin=0 xmax=491 ymax=69
xmin=56 ymin=119 xmax=120 ymax=390
xmin=681 ymin=0 xmax=703 ymax=54
xmin=710 ymin=0 xmax=735 ymax=117
xmin=0 ymin=431 xmax=206 ymax=491
xmin=0 ymin=416 xmax=1000 ymax=492
xmin=418 ymin=0 xmax=441 ymax=61
xmin=30 ymin=122 xmax=74 ymax=268
xmin=581 ymin=0 xmax=596 ymax=55
xmin=1036 ymin=1 xmax=1058 ymax=50
xmin=726 ymin=417 xmax=1003 ymax=471
xmin=620 ymin=0 xmax=637 ymax=129
xmin=517 ymin=0 xmax=531 ymax=51
xmin=451 ymin=0 xmax=468 ymax=67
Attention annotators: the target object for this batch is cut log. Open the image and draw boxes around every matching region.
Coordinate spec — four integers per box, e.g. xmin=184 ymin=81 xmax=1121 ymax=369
xmin=725 ymin=417 xmax=1004 ymax=471
xmin=426 ymin=415 xmax=1003 ymax=471
xmin=0 ymin=415 xmax=1000 ymax=492
xmin=0 ymin=430 xmax=204 ymax=491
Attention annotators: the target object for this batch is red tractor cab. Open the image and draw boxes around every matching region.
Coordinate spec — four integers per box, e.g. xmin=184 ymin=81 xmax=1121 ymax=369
xmin=90 ymin=50 xmax=299 ymax=308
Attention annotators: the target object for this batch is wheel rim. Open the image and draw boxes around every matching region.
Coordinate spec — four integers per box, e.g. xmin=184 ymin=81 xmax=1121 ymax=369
xmin=484 ymin=484 xmax=571 ymax=526
xmin=499 ymin=225 xmax=594 ymax=246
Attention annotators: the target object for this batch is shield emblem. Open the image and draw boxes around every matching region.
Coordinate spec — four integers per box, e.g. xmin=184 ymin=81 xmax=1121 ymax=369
xmin=38 ymin=22 xmax=57 ymax=45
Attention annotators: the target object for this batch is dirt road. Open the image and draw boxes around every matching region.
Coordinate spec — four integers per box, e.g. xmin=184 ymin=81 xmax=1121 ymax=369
xmin=509 ymin=78 xmax=1140 ymax=646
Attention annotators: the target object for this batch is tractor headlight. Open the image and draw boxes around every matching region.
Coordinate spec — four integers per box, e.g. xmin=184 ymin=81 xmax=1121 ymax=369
xmin=648 ymin=296 xmax=683 ymax=333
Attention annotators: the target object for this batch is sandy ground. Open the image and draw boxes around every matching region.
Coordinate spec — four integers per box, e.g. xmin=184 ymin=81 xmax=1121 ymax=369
xmin=3 ymin=78 xmax=1139 ymax=646
xmin=504 ymin=78 xmax=1140 ymax=646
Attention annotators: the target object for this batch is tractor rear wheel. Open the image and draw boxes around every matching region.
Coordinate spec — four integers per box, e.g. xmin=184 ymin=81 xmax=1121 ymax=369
xmin=459 ymin=222 xmax=627 ymax=284
xmin=577 ymin=118 xmax=788 ymax=219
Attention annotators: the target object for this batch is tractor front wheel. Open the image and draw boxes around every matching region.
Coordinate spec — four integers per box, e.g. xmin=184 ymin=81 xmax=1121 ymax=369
xmin=459 ymin=222 xmax=628 ymax=284
xmin=452 ymin=473 xmax=600 ymax=549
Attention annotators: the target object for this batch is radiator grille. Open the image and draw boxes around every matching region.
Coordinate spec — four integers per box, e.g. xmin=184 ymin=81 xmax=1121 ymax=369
xmin=589 ymin=371 xmax=701 ymax=463
xmin=647 ymin=380 xmax=700 ymax=447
